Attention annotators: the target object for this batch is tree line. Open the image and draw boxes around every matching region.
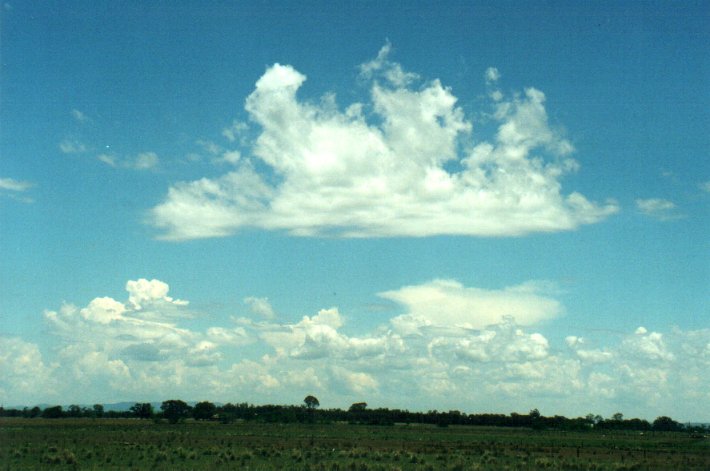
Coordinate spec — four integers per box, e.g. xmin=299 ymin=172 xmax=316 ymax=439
xmin=1 ymin=398 xmax=705 ymax=433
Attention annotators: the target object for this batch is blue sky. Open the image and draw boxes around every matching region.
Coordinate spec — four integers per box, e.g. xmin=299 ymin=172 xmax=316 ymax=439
xmin=1 ymin=1 xmax=708 ymax=421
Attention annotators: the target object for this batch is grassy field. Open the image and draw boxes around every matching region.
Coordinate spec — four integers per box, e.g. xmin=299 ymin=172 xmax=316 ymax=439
xmin=1 ymin=418 xmax=708 ymax=470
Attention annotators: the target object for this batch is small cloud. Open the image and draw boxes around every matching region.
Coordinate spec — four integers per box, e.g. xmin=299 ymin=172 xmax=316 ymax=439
xmin=197 ymin=139 xmax=223 ymax=155
xmin=222 ymin=120 xmax=249 ymax=143
xmin=0 ymin=177 xmax=33 ymax=192
xmin=132 ymin=152 xmax=159 ymax=170
xmin=218 ymin=150 xmax=241 ymax=165
xmin=98 ymin=152 xmax=159 ymax=170
xmin=358 ymin=41 xmax=419 ymax=86
xmin=207 ymin=326 xmax=252 ymax=346
xmin=126 ymin=278 xmax=187 ymax=310
xmin=97 ymin=154 xmax=117 ymax=167
xmin=71 ymin=109 xmax=90 ymax=123
xmin=0 ymin=177 xmax=35 ymax=203
xmin=660 ymin=169 xmax=675 ymax=179
xmin=59 ymin=138 xmax=87 ymax=154
xmin=244 ymin=296 xmax=275 ymax=319
xmin=699 ymin=180 xmax=710 ymax=193
xmin=635 ymin=198 xmax=682 ymax=221
xmin=485 ymin=66 xmax=500 ymax=83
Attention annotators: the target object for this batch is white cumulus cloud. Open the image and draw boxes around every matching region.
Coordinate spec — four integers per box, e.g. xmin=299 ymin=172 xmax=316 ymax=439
xmin=126 ymin=278 xmax=187 ymax=310
xmin=381 ymin=279 xmax=562 ymax=330
xmin=485 ymin=66 xmax=501 ymax=83
xmin=150 ymin=47 xmax=617 ymax=240
xmin=0 ymin=337 xmax=56 ymax=402
xmin=3 ymin=278 xmax=708 ymax=421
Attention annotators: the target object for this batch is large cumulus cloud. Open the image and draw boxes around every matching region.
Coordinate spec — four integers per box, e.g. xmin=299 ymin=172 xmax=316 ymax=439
xmin=150 ymin=45 xmax=617 ymax=240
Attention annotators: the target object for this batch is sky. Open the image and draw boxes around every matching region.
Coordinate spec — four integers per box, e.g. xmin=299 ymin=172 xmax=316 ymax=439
xmin=0 ymin=1 xmax=708 ymax=422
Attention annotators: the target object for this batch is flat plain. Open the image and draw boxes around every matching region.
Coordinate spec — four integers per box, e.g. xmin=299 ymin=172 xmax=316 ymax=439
xmin=1 ymin=418 xmax=708 ymax=470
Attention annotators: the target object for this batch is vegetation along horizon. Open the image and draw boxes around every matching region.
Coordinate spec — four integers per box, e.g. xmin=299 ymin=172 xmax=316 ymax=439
xmin=2 ymin=397 xmax=708 ymax=470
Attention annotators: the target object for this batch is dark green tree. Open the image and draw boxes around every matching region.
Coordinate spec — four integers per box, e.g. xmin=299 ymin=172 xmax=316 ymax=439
xmin=192 ymin=401 xmax=217 ymax=420
xmin=528 ymin=408 xmax=543 ymax=429
xmin=349 ymin=402 xmax=367 ymax=412
xmin=304 ymin=395 xmax=320 ymax=410
xmin=129 ymin=402 xmax=154 ymax=419
xmin=218 ymin=403 xmax=238 ymax=423
xmin=160 ymin=399 xmax=191 ymax=424
xmin=652 ymin=416 xmax=681 ymax=432
xmin=21 ymin=406 xmax=41 ymax=418
xmin=92 ymin=404 xmax=104 ymax=418
xmin=42 ymin=405 xmax=63 ymax=419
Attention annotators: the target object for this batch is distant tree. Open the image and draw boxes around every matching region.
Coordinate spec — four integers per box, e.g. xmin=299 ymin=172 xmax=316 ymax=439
xmin=161 ymin=400 xmax=191 ymax=424
xmin=130 ymin=402 xmax=154 ymax=419
xmin=652 ymin=416 xmax=681 ymax=432
xmin=192 ymin=401 xmax=217 ymax=420
xmin=612 ymin=412 xmax=623 ymax=421
xmin=349 ymin=402 xmax=367 ymax=412
xmin=528 ymin=408 xmax=543 ymax=429
xmin=304 ymin=395 xmax=320 ymax=410
xmin=92 ymin=404 xmax=104 ymax=418
xmin=67 ymin=404 xmax=82 ymax=417
xmin=42 ymin=405 xmax=63 ymax=419
xmin=218 ymin=403 xmax=238 ymax=424
xmin=626 ymin=418 xmax=651 ymax=431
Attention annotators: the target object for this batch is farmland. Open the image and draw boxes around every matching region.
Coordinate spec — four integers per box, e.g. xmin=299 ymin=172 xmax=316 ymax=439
xmin=1 ymin=418 xmax=708 ymax=470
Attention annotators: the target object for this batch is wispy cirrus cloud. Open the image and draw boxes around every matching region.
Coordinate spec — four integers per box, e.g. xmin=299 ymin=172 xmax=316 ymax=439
xmin=98 ymin=151 xmax=160 ymax=170
xmin=0 ymin=177 xmax=33 ymax=192
xmin=71 ymin=109 xmax=90 ymax=123
xmin=59 ymin=137 xmax=88 ymax=154
xmin=150 ymin=45 xmax=617 ymax=240
xmin=635 ymin=198 xmax=682 ymax=221
xmin=0 ymin=177 xmax=35 ymax=202
xmin=60 ymin=108 xmax=159 ymax=171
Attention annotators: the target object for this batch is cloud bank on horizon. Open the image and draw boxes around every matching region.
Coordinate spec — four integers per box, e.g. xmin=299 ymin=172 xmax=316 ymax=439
xmin=150 ymin=45 xmax=618 ymax=240
xmin=1 ymin=277 xmax=707 ymax=421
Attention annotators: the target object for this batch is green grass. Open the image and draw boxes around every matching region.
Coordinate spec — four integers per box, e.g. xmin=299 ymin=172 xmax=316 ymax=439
xmin=1 ymin=418 xmax=708 ymax=470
